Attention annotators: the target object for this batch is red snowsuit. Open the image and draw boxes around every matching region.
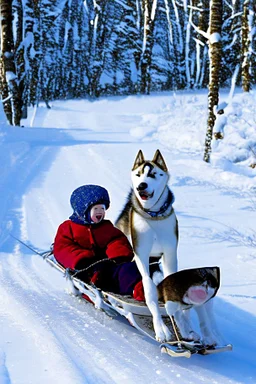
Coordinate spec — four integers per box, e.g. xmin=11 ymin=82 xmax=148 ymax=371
xmin=53 ymin=219 xmax=144 ymax=298
xmin=54 ymin=219 xmax=134 ymax=269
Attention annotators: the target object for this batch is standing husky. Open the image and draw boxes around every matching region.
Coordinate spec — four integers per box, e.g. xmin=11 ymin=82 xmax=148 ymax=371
xmin=116 ymin=149 xmax=179 ymax=342
xmin=116 ymin=150 xmax=223 ymax=345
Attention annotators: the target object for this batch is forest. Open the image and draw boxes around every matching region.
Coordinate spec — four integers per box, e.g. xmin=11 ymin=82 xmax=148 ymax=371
xmin=0 ymin=0 xmax=255 ymax=131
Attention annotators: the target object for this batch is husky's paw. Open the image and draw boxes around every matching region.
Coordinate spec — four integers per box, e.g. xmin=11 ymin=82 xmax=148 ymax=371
xmin=201 ymin=336 xmax=218 ymax=347
xmin=155 ymin=323 xmax=172 ymax=343
xmin=200 ymin=328 xmax=223 ymax=347
xmin=183 ymin=330 xmax=201 ymax=342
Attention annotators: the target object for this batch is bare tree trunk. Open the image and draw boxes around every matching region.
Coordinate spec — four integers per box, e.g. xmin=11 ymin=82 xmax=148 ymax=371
xmin=0 ymin=0 xmax=22 ymax=125
xmin=241 ymin=0 xmax=253 ymax=92
xmin=13 ymin=0 xmax=27 ymax=118
xmin=195 ymin=0 xmax=209 ymax=87
xmin=30 ymin=0 xmax=41 ymax=106
xmin=0 ymin=0 xmax=14 ymax=124
xmin=88 ymin=0 xmax=107 ymax=98
xmin=140 ymin=0 xmax=158 ymax=94
xmin=170 ymin=0 xmax=184 ymax=87
xmin=122 ymin=0 xmax=141 ymax=93
xmin=203 ymin=0 xmax=223 ymax=163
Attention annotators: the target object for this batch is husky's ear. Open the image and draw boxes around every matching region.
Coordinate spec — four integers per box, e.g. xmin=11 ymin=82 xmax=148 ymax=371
xmin=132 ymin=150 xmax=145 ymax=170
xmin=152 ymin=149 xmax=168 ymax=172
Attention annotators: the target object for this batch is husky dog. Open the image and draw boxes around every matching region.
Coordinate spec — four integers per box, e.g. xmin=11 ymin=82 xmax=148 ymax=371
xmin=116 ymin=150 xmax=223 ymax=345
xmin=116 ymin=149 xmax=179 ymax=342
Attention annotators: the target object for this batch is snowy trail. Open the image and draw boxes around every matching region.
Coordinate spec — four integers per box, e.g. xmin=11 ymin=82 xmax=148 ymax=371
xmin=1 ymin=247 xmax=254 ymax=384
xmin=1 ymin=94 xmax=256 ymax=383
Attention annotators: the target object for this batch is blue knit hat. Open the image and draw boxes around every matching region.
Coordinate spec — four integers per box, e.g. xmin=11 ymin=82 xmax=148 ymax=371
xmin=69 ymin=185 xmax=110 ymax=224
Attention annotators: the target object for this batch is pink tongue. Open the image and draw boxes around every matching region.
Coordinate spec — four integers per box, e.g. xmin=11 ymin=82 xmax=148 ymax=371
xmin=188 ymin=288 xmax=207 ymax=303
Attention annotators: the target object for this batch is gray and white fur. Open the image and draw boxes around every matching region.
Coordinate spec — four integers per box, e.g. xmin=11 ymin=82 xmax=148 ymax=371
xmin=116 ymin=150 xmax=223 ymax=345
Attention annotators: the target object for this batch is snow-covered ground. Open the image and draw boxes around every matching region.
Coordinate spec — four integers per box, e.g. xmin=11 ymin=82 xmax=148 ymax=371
xmin=0 ymin=89 xmax=256 ymax=384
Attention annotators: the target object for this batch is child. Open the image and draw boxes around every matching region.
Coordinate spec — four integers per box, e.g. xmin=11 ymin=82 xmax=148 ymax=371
xmin=54 ymin=184 xmax=144 ymax=300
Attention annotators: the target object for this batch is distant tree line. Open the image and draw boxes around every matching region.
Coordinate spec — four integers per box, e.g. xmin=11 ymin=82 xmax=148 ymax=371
xmin=0 ymin=0 xmax=255 ymax=126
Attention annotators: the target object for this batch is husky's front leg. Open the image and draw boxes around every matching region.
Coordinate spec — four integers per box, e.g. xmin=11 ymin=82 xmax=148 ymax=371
xmin=164 ymin=303 xmax=200 ymax=341
xmin=132 ymin=216 xmax=172 ymax=342
xmin=194 ymin=300 xmax=224 ymax=346
xmin=135 ymin=252 xmax=172 ymax=342
xmin=141 ymin=272 xmax=172 ymax=342
xmin=174 ymin=308 xmax=200 ymax=341
xmin=161 ymin=249 xmax=200 ymax=341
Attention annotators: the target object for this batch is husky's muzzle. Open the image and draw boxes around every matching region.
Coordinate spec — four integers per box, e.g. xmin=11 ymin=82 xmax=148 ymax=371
xmin=137 ymin=182 xmax=154 ymax=200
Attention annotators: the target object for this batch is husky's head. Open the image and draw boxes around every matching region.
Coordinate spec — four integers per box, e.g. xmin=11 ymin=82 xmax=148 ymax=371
xmin=131 ymin=150 xmax=169 ymax=209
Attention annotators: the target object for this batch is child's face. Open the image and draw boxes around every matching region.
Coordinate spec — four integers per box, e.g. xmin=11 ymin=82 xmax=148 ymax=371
xmin=90 ymin=204 xmax=106 ymax=223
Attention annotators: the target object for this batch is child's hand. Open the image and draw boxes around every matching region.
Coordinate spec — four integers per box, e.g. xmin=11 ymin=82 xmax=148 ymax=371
xmin=111 ymin=256 xmax=133 ymax=264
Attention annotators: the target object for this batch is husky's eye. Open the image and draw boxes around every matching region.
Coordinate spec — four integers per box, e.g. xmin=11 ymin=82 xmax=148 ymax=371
xmin=136 ymin=173 xmax=140 ymax=177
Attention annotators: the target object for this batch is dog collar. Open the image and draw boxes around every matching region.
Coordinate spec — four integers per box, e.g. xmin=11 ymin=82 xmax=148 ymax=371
xmin=144 ymin=190 xmax=174 ymax=218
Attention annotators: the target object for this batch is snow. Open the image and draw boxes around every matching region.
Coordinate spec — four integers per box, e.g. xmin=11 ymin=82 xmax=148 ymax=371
xmin=5 ymin=72 xmax=17 ymax=82
xmin=151 ymin=0 xmax=158 ymax=21
xmin=0 ymin=88 xmax=256 ymax=383
xmin=209 ymin=33 xmax=221 ymax=44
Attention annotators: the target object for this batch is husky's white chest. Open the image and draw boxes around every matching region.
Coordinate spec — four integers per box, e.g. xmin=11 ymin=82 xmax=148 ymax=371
xmin=132 ymin=210 xmax=178 ymax=257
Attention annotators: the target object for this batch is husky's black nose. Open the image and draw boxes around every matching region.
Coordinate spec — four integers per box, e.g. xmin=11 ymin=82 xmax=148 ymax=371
xmin=137 ymin=182 xmax=148 ymax=191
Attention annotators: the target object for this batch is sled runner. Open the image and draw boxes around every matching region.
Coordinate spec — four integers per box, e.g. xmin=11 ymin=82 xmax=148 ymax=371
xmin=40 ymin=250 xmax=232 ymax=358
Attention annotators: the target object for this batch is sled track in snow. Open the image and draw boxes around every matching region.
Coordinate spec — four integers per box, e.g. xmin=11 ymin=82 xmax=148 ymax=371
xmin=0 ymin=252 xmax=185 ymax=383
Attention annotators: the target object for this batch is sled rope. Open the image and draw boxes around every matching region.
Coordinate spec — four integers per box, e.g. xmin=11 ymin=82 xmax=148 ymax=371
xmin=9 ymin=234 xmax=46 ymax=256
xmin=170 ymin=316 xmax=181 ymax=344
xmin=10 ymin=233 xmax=112 ymax=278
xmin=72 ymin=258 xmax=112 ymax=278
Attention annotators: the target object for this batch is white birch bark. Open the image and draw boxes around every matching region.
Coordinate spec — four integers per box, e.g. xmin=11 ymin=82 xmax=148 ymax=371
xmin=171 ymin=0 xmax=183 ymax=51
xmin=164 ymin=0 xmax=173 ymax=45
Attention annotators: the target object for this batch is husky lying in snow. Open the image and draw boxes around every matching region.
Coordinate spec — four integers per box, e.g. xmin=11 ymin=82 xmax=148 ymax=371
xmin=116 ymin=150 xmax=223 ymax=345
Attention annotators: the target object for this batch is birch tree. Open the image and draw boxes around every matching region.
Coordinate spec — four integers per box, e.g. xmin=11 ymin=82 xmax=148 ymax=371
xmin=52 ymin=0 xmax=87 ymax=100
xmin=204 ymin=0 xmax=223 ymax=163
xmin=221 ymin=0 xmax=242 ymax=84
xmin=170 ymin=0 xmax=185 ymax=87
xmin=140 ymin=0 xmax=158 ymax=94
xmin=241 ymin=0 xmax=254 ymax=92
xmin=13 ymin=0 xmax=26 ymax=118
xmin=22 ymin=0 xmax=37 ymax=107
xmin=184 ymin=0 xmax=193 ymax=87
xmin=0 ymin=0 xmax=12 ymax=123
xmin=151 ymin=1 xmax=176 ymax=90
xmin=29 ymin=0 xmax=41 ymax=106
xmin=87 ymin=0 xmax=109 ymax=97
xmin=1 ymin=0 xmax=255 ymax=108
xmin=121 ymin=0 xmax=141 ymax=93
xmin=0 ymin=0 xmax=22 ymax=125
xmin=193 ymin=0 xmax=209 ymax=88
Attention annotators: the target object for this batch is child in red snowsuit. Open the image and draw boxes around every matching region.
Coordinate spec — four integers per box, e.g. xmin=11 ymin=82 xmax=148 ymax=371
xmin=54 ymin=184 xmax=144 ymax=300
